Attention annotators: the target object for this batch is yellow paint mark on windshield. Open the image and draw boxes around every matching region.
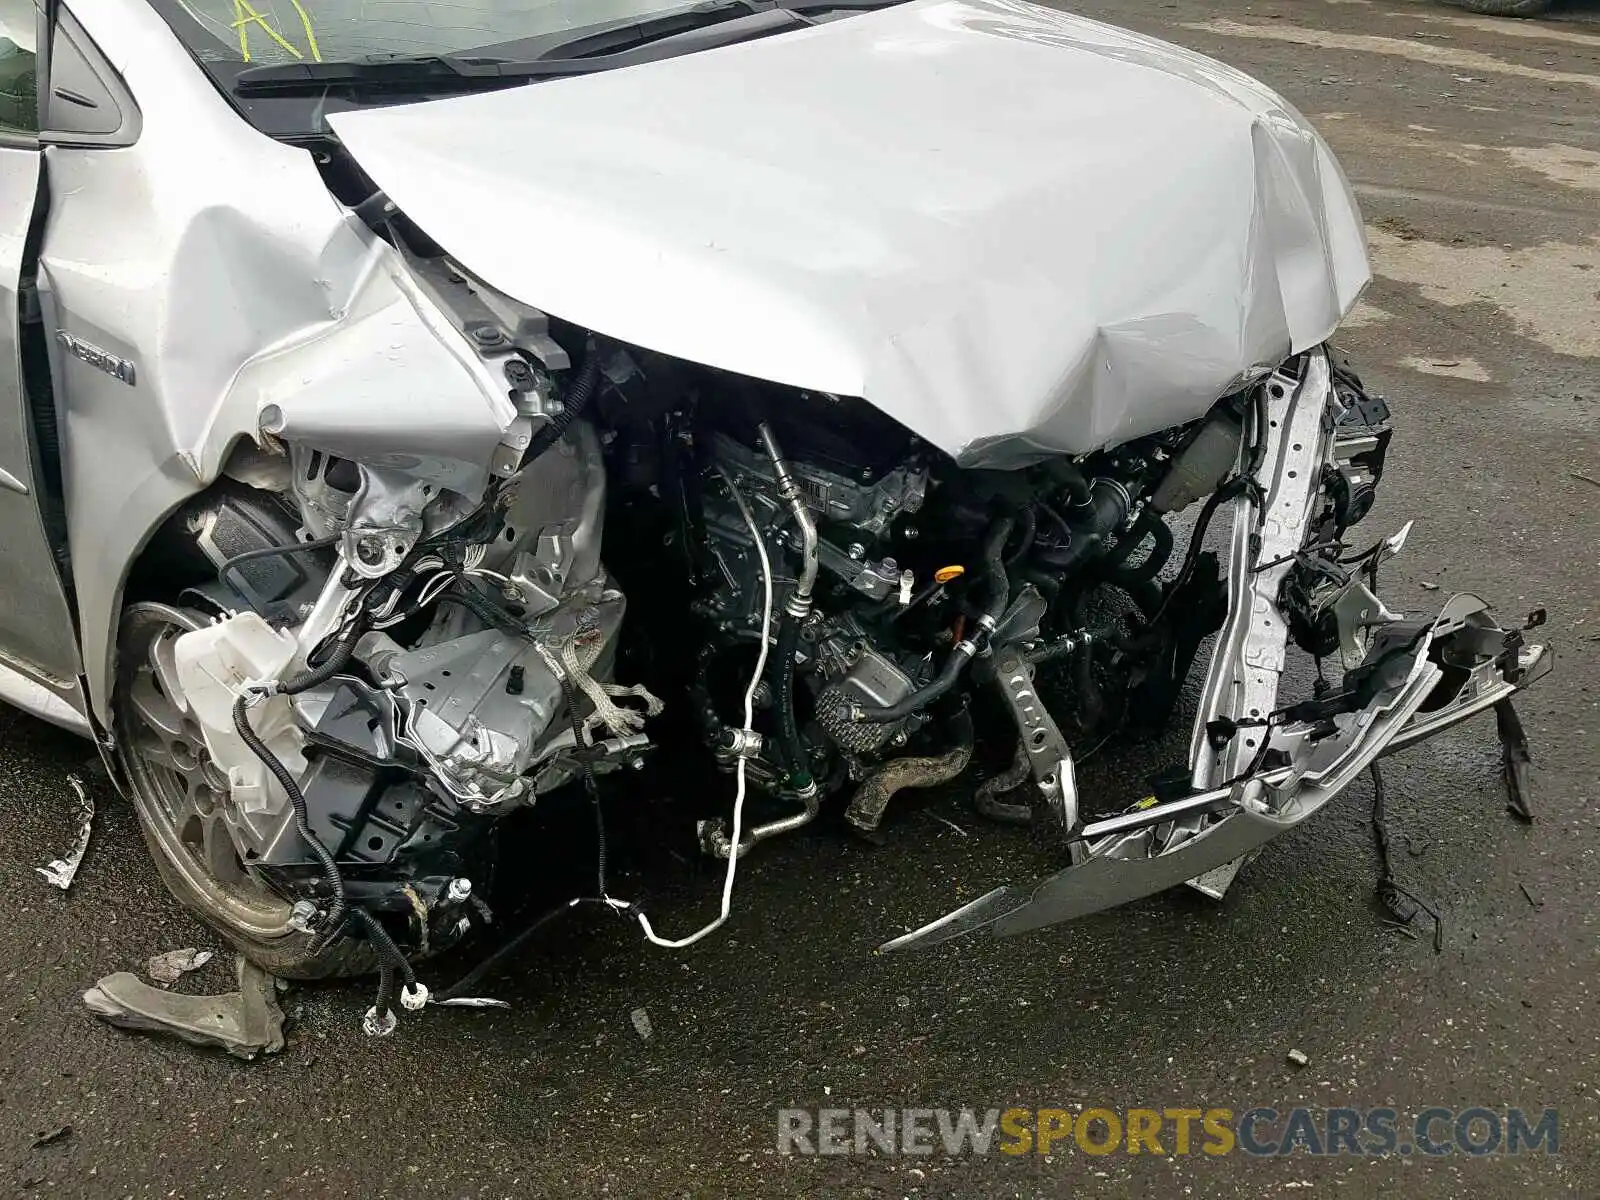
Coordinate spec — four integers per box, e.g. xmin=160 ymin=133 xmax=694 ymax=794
xmin=287 ymin=0 xmax=322 ymax=62
xmin=231 ymin=0 xmax=309 ymax=62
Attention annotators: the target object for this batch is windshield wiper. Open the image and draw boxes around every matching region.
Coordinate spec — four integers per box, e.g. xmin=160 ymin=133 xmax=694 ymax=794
xmin=234 ymin=0 xmax=910 ymax=95
xmin=519 ymin=0 xmax=903 ymax=62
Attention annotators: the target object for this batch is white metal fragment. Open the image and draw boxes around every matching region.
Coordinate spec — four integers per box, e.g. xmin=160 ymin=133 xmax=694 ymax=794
xmin=630 ymin=1007 xmax=655 ymax=1042
xmin=146 ymin=948 xmax=214 ymax=986
xmin=35 ymin=774 xmax=93 ymax=891
xmin=434 ymin=997 xmax=512 ymax=1009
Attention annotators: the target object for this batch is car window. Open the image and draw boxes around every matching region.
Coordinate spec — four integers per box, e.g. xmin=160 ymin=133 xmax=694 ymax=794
xmin=164 ymin=0 xmax=701 ymax=66
xmin=0 ymin=0 xmax=37 ymax=136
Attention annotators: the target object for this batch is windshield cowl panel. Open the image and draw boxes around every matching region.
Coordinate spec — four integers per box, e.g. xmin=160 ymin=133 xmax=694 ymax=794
xmin=144 ymin=0 xmax=897 ymax=135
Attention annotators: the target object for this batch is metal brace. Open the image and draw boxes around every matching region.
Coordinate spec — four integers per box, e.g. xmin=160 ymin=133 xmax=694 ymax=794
xmin=989 ymin=646 xmax=1081 ymax=844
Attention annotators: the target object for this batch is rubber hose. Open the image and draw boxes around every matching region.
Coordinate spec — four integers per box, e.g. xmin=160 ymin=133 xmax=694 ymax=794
xmin=278 ymin=619 xmax=365 ymax=696
xmin=232 ymin=693 xmax=348 ymax=932
xmin=844 ymin=707 xmax=975 ymax=834
xmin=1029 ymin=479 xmax=1131 ymax=574
xmin=982 ymin=515 xmax=1014 ymax=622
xmin=1102 ymin=511 xmax=1174 ymax=585
xmin=1069 ymin=592 xmax=1105 ymax=729
xmin=1116 ymin=517 xmax=1174 ymax=585
xmin=771 ymin=616 xmax=811 ymax=786
xmin=1017 ymin=567 xmax=1062 ymax=602
xmin=852 ymin=647 xmax=970 ymax=725
xmin=524 ymin=353 xmax=600 ymax=463
xmin=1036 ymin=503 xmax=1073 ymax=545
xmin=1004 ymin=506 xmax=1037 ymax=567
xmin=853 ymin=515 xmax=1013 ymax=726
xmin=973 ymin=739 xmax=1034 ymax=825
xmin=1098 ymin=508 xmax=1155 ymax=572
xmin=1054 ymin=461 xmax=1092 ymax=508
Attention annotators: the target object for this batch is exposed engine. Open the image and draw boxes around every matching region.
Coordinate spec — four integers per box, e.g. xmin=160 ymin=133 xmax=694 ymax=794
xmin=141 ymin=270 xmax=1552 ymax=1035
xmin=597 ymin=369 xmax=1278 ymax=854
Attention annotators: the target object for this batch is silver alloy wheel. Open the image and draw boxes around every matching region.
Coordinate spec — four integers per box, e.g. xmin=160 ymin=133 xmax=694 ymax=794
xmin=117 ymin=602 xmax=295 ymax=939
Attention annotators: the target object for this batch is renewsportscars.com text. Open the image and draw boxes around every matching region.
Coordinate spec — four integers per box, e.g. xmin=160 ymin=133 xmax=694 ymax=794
xmin=777 ymin=1106 xmax=1559 ymax=1158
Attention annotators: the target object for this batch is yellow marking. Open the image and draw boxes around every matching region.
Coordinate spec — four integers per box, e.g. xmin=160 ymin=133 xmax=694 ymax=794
xmin=232 ymin=0 xmax=304 ymax=61
xmin=233 ymin=0 xmax=249 ymax=60
xmin=287 ymin=0 xmax=322 ymax=62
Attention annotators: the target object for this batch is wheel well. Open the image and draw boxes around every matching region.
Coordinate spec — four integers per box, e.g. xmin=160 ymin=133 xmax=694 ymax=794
xmin=122 ymin=453 xmax=308 ymax=614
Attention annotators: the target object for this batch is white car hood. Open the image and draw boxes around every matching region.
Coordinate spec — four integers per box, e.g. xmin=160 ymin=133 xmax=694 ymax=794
xmin=330 ymin=0 xmax=1369 ymax=466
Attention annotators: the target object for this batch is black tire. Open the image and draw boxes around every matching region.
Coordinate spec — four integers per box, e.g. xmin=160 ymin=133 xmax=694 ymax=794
xmin=1438 ymin=0 xmax=1551 ymax=16
xmin=113 ymin=602 xmax=378 ymax=980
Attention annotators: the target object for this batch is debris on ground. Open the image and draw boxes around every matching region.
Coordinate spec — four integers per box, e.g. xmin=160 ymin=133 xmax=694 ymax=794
xmin=1286 ymin=1049 xmax=1309 ymax=1067
xmin=630 ymin=1007 xmax=655 ymax=1042
xmin=83 ymin=955 xmax=285 ymax=1060
xmin=1496 ymin=699 xmax=1538 ymax=824
xmin=35 ymin=775 xmax=93 ymax=891
xmin=146 ymin=948 xmax=214 ymax=986
xmin=1419 ymin=581 xmax=1441 ymax=591
xmin=433 ymin=996 xmax=511 ymax=1009
xmin=30 ymin=1125 xmax=72 ymax=1148
xmin=1519 ymin=882 xmax=1544 ymax=908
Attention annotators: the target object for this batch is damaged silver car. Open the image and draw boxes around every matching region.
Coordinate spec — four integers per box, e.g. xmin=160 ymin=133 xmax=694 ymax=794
xmin=1 ymin=0 xmax=1549 ymax=1016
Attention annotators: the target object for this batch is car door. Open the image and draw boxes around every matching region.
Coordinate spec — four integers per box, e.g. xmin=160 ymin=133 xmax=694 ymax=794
xmin=0 ymin=0 xmax=135 ymax=729
xmin=0 ymin=0 xmax=81 ymax=690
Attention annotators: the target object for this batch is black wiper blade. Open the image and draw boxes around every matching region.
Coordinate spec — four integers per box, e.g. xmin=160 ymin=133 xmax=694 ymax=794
xmin=524 ymin=0 xmax=763 ymax=62
xmin=235 ymin=54 xmax=513 ymax=95
xmin=233 ymin=0 xmax=912 ymax=96
xmin=235 ymin=6 xmax=808 ymax=95
xmin=516 ymin=0 xmax=906 ymax=61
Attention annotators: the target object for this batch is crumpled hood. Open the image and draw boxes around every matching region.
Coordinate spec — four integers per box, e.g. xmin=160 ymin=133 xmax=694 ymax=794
xmin=329 ymin=0 xmax=1369 ymax=465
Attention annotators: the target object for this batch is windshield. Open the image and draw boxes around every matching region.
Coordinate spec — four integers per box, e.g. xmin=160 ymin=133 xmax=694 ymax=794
xmin=161 ymin=0 xmax=700 ymax=66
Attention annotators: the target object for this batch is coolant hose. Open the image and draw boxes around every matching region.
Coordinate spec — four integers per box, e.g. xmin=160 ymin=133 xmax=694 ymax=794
xmin=852 ymin=515 xmax=1013 ymax=726
xmin=844 ymin=706 xmax=975 ymax=834
xmin=771 ymin=616 xmax=812 ymax=787
xmin=523 ymin=353 xmax=600 ymax=463
xmin=1069 ymin=592 xmax=1105 ymax=729
xmin=982 ymin=514 xmax=1014 ymax=623
xmin=1030 ymin=478 xmax=1133 ymax=573
xmin=1052 ymin=461 xmax=1092 ymax=508
xmin=852 ymin=640 xmax=972 ymax=725
xmin=1100 ymin=509 xmax=1174 ymax=585
xmin=1004 ymin=506 xmax=1036 ymax=566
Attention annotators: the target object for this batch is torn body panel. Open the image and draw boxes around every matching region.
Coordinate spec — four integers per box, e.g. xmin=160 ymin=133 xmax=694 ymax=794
xmin=881 ymin=350 xmax=1551 ymax=950
xmin=0 ymin=0 xmax=1550 ymax=1010
xmin=45 ymin=0 xmax=526 ymax=728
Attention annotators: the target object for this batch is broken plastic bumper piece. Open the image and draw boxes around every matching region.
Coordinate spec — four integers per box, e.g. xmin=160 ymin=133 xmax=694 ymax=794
xmin=881 ymin=350 xmax=1551 ymax=952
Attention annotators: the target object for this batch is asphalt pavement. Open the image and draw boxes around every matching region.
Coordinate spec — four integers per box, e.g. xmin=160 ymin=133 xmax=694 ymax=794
xmin=2 ymin=0 xmax=1598 ymax=1196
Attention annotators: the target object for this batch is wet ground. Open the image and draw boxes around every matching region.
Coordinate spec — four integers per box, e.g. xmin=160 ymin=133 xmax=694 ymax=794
xmin=3 ymin=0 xmax=1599 ymax=1195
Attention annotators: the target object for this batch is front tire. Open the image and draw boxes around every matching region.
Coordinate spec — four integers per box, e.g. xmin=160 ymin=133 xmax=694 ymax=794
xmin=113 ymin=602 xmax=375 ymax=980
